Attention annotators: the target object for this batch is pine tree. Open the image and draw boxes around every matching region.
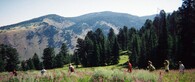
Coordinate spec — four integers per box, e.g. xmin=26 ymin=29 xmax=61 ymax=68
xmin=166 ymin=12 xmax=180 ymax=68
xmin=3 ymin=45 xmax=20 ymax=72
xmin=117 ymin=28 xmax=125 ymax=50
xmin=32 ymin=53 xmax=41 ymax=70
xmin=131 ymin=34 xmax=141 ymax=67
xmin=178 ymin=0 xmax=195 ymax=68
xmin=95 ymin=28 xmax=106 ymax=66
xmin=123 ymin=26 xmax=129 ymax=50
xmin=85 ymin=35 xmax=96 ymax=66
xmin=107 ymin=28 xmax=117 ymax=65
xmin=111 ymin=38 xmax=120 ymax=64
xmin=93 ymin=43 xmax=100 ymax=66
xmin=0 ymin=45 xmax=6 ymax=72
xmin=73 ymin=50 xmax=79 ymax=68
xmin=42 ymin=47 xmax=55 ymax=69
xmin=27 ymin=58 xmax=35 ymax=70
xmin=21 ymin=60 xmax=28 ymax=71
xmin=0 ymin=53 xmax=5 ymax=72
xmin=138 ymin=19 xmax=158 ymax=68
xmin=154 ymin=10 xmax=169 ymax=68
xmin=59 ymin=43 xmax=69 ymax=64
xmin=54 ymin=53 xmax=64 ymax=68
xmin=76 ymin=38 xmax=88 ymax=67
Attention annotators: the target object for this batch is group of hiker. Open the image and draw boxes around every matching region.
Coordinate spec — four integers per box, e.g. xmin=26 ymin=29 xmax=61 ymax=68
xmin=10 ymin=63 xmax=75 ymax=76
xmin=11 ymin=60 xmax=184 ymax=77
xmin=127 ymin=60 xmax=185 ymax=74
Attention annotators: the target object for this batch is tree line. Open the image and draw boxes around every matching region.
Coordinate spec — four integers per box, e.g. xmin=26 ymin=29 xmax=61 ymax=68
xmin=21 ymin=43 xmax=71 ymax=71
xmin=0 ymin=44 xmax=20 ymax=72
xmin=74 ymin=28 xmax=120 ymax=67
xmin=0 ymin=43 xmax=71 ymax=72
xmin=75 ymin=0 xmax=195 ymax=68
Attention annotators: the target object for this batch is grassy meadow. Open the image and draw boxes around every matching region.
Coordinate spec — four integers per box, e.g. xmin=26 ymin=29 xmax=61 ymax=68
xmin=0 ymin=55 xmax=195 ymax=82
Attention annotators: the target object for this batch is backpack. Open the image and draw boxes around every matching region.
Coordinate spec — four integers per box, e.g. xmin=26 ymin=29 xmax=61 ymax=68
xmin=70 ymin=67 xmax=74 ymax=72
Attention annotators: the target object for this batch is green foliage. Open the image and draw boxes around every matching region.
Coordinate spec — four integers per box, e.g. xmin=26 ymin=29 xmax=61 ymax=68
xmin=42 ymin=47 xmax=55 ymax=69
xmin=73 ymin=51 xmax=79 ymax=68
xmin=21 ymin=60 xmax=28 ymax=71
xmin=107 ymin=29 xmax=113 ymax=64
xmin=32 ymin=53 xmax=41 ymax=70
xmin=27 ymin=58 xmax=35 ymax=70
xmin=111 ymin=38 xmax=120 ymax=65
xmin=75 ymin=28 xmax=120 ymax=67
xmin=59 ymin=43 xmax=70 ymax=64
xmin=95 ymin=28 xmax=106 ymax=66
xmin=76 ymin=38 xmax=87 ymax=67
xmin=130 ymin=33 xmax=141 ymax=67
xmin=117 ymin=28 xmax=125 ymax=50
xmin=0 ymin=47 xmax=6 ymax=72
xmin=54 ymin=53 xmax=64 ymax=68
xmin=0 ymin=44 xmax=20 ymax=72
xmin=156 ymin=10 xmax=169 ymax=68
xmin=117 ymin=1 xmax=195 ymax=68
xmin=177 ymin=0 xmax=195 ymax=68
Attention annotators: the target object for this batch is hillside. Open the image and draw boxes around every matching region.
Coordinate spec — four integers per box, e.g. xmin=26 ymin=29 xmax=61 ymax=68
xmin=0 ymin=11 xmax=155 ymax=60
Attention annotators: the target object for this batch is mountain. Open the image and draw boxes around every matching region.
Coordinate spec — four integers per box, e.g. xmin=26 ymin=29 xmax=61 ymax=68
xmin=0 ymin=11 xmax=155 ymax=60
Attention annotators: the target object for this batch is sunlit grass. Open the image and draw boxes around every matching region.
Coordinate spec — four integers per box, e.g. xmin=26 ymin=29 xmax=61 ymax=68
xmin=119 ymin=55 xmax=129 ymax=65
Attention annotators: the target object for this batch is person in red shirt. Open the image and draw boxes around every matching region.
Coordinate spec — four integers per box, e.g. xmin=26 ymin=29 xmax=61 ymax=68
xmin=127 ymin=60 xmax=132 ymax=73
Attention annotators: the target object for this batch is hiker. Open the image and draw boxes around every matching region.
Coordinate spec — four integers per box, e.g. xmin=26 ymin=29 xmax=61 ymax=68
xmin=68 ymin=64 xmax=75 ymax=75
xmin=127 ymin=60 xmax=132 ymax=73
xmin=12 ymin=69 xmax=17 ymax=76
xmin=164 ymin=60 xmax=169 ymax=72
xmin=41 ymin=68 xmax=46 ymax=75
xmin=179 ymin=61 xmax=185 ymax=74
xmin=147 ymin=61 xmax=155 ymax=72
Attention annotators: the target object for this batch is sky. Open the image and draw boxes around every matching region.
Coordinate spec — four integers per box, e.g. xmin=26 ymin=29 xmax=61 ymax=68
xmin=0 ymin=0 xmax=182 ymax=27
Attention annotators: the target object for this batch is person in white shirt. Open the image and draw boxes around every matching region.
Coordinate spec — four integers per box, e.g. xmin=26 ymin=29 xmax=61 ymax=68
xmin=41 ymin=68 xmax=46 ymax=75
xmin=179 ymin=61 xmax=185 ymax=74
xmin=164 ymin=60 xmax=169 ymax=73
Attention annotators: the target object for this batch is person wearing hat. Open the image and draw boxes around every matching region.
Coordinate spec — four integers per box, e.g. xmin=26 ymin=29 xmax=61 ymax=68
xmin=147 ymin=61 xmax=155 ymax=72
xmin=164 ymin=60 xmax=169 ymax=72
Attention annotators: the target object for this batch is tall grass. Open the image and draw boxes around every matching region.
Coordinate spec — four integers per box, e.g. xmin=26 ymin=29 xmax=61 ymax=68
xmin=90 ymin=68 xmax=158 ymax=82
xmin=132 ymin=69 xmax=158 ymax=82
xmin=0 ymin=68 xmax=194 ymax=82
xmin=162 ymin=69 xmax=195 ymax=82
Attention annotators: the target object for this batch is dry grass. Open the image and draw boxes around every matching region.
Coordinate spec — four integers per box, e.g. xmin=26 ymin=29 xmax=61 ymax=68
xmin=0 ymin=56 xmax=194 ymax=82
xmin=0 ymin=67 xmax=194 ymax=82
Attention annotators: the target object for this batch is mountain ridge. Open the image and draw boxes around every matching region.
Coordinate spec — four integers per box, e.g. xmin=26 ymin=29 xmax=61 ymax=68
xmin=0 ymin=11 xmax=155 ymax=60
xmin=0 ymin=11 xmax=155 ymax=29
